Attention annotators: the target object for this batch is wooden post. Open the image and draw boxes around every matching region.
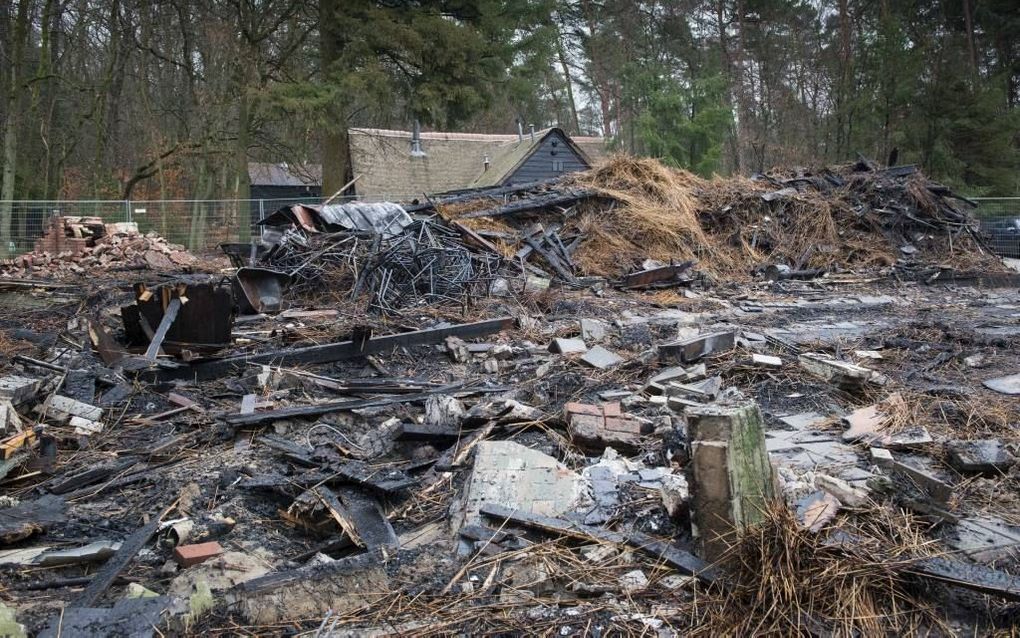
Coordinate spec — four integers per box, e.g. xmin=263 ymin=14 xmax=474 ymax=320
xmin=686 ymin=400 xmax=776 ymax=562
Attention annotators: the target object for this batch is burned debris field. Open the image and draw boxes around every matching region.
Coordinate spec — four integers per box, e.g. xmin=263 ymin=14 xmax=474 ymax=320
xmin=0 ymin=158 xmax=1018 ymax=637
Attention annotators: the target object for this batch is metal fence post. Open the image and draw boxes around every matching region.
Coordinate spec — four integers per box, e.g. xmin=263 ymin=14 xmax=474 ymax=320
xmin=125 ymin=200 xmax=132 ymax=223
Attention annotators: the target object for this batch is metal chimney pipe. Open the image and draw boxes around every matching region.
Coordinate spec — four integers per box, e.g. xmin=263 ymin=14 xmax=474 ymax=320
xmin=411 ymin=119 xmax=424 ymax=156
xmin=529 ymin=124 xmax=535 ymax=141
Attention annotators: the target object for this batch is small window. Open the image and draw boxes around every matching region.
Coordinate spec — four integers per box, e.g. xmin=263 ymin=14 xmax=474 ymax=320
xmin=552 ymin=159 xmax=565 ymax=172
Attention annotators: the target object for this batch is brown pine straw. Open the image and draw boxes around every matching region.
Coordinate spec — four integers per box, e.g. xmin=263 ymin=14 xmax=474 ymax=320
xmin=697 ymin=502 xmax=953 ymax=637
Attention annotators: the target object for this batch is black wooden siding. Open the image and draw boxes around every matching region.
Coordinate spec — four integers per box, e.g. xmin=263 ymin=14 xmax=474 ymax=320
xmin=251 ymin=184 xmax=322 ymax=201
xmin=504 ymin=130 xmax=590 ymax=185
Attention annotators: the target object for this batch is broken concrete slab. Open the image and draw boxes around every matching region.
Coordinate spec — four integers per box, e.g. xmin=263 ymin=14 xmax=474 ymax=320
xmin=0 ymin=401 xmax=23 ymax=433
xmin=0 ymin=376 xmax=40 ymax=405
xmin=799 ymin=353 xmax=881 ymax=390
xmin=454 ymin=441 xmax=591 ymax=531
xmin=549 ymin=337 xmax=587 ymax=354
xmin=814 ymin=473 xmax=869 ymax=507
xmin=750 ymin=353 xmax=783 ymax=368
xmin=35 ymin=540 xmax=121 ymax=567
xmin=841 ymin=394 xmax=901 ymax=443
xmin=874 ymin=426 xmax=933 ymax=450
xmin=166 ymin=550 xmax=271 ymax=627
xmin=664 ymin=376 xmax=722 ymax=402
xmin=982 ymin=373 xmax=1020 ymax=395
xmin=579 ymin=318 xmax=607 ymax=342
xmin=887 ymin=458 xmax=953 ymax=503
xmin=37 ymin=394 xmax=103 ymax=424
xmin=947 ymin=516 xmax=1020 ymax=563
xmin=580 ymin=345 xmax=625 ymax=369
xmin=946 ymin=439 xmax=1016 ymax=474
xmin=659 ymin=330 xmax=735 ymax=363
xmin=797 ymin=491 xmax=840 ymax=532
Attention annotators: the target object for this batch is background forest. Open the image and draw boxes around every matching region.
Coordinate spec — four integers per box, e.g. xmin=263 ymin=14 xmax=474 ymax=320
xmin=0 ymin=0 xmax=1017 ymax=208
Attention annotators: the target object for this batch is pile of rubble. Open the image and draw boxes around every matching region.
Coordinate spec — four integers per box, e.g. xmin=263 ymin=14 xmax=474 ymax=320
xmin=0 ymin=156 xmax=1017 ymax=636
xmin=0 ymin=216 xmax=195 ymax=279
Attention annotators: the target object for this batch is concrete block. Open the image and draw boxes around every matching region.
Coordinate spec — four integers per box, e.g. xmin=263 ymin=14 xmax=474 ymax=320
xmin=946 ymin=439 xmax=1015 ymax=474
xmin=580 ymin=346 xmax=625 ymax=369
xmin=983 ymin=373 xmax=1020 ymax=395
xmin=686 ymin=400 xmax=776 ymax=561
xmin=799 ymin=353 xmax=878 ymax=390
xmin=37 ymin=395 xmax=102 ymax=423
xmin=579 ymin=319 xmax=607 ymax=342
xmin=751 ymin=354 xmax=783 ymax=368
xmin=0 ymin=376 xmax=40 ymax=405
xmin=659 ymin=330 xmax=735 ymax=363
xmin=549 ymin=338 xmax=588 ymax=354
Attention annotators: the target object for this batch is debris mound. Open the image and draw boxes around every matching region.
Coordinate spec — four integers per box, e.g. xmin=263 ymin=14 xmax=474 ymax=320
xmin=0 ymin=216 xmax=196 ymax=279
xmin=441 ymin=155 xmax=1001 ymax=279
xmin=568 ymin=156 xmax=718 ymax=274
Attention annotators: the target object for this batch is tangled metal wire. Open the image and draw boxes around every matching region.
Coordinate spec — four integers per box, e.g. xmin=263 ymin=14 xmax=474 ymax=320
xmin=257 ymin=218 xmax=512 ymax=315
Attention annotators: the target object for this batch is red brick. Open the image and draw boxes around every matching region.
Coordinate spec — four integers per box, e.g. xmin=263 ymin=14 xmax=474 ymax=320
xmin=173 ymin=541 xmax=224 ymax=567
xmin=604 ymin=416 xmax=644 ymax=434
xmin=563 ymin=402 xmax=603 ymax=417
xmin=601 ymin=402 xmax=621 ymax=417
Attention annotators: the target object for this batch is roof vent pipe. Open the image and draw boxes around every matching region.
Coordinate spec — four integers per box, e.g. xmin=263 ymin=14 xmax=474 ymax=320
xmin=529 ymin=124 xmax=536 ymax=141
xmin=516 ymin=119 xmax=524 ymax=142
xmin=483 ymin=154 xmax=490 ymax=172
xmin=410 ymin=119 xmax=426 ymax=157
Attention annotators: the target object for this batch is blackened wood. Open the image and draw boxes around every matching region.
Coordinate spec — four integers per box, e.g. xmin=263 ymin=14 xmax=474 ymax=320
xmin=153 ymin=317 xmax=516 ymax=382
xmin=73 ymin=513 xmax=162 ymax=606
xmin=144 ymin=297 xmax=181 ymax=360
xmin=480 ymin=504 xmax=719 ymax=584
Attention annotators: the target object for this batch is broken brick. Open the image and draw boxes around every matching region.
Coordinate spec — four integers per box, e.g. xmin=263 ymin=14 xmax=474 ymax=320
xmin=173 ymin=541 xmax=224 ymax=567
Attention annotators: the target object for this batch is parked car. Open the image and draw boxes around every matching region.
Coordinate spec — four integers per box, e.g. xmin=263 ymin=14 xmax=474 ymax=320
xmin=980 ymin=217 xmax=1020 ymax=258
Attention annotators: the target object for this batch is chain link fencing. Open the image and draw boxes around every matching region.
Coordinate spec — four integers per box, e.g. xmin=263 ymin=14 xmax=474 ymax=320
xmin=972 ymin=198 xmax=1020 ymax=258
xmin=0 ymin=196 xmax=414 ymax=258
xmin=2 ymin=195 xmax=1017 ymax=260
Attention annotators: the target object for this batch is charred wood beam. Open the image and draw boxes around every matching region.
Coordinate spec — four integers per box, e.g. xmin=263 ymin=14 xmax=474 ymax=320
xmin=480 ymin=504 xmax=719 ymax=584
xmin=458 ymin=189 xmax=600 ymax=220
xmin=151 ymin=317 xmax=517 ymax=382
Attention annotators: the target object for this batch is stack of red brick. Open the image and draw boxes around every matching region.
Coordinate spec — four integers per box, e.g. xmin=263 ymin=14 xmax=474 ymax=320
xmin=0 ymin=215 xmax=195 ymax=278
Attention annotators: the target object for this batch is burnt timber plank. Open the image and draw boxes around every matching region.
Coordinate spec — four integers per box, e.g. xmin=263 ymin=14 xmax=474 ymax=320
xmin=152 ymin=317 xmax=516 ymax=382
xmin=73 ymin=513 xmax=163 ymax=606
xmin=224 ymin=385 xmax=463 ymax=428
xmin=480 ymin=504 xmax=719 ymax=584
xmin=909 ymin=556 xmax=1020 ymax=601
xmin=458 ymin=189 xmax=599 ymax=220
xmin=618 ymin=262 xmax=695 ymax=289
xmin=144 ymin=297 xmax=182 ymax=360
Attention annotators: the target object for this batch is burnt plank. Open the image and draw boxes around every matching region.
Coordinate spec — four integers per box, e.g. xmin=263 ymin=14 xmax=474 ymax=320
xmin=73 ymin=513 xmax=163 ymax=606
xmin=480 ymin=504 xmax=719 ymax=584
xmin=153 ymin=317 xmax=517 ymax=382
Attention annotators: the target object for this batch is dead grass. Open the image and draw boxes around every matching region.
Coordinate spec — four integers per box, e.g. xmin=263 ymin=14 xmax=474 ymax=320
xmin=569 ymin=156 xmax=722 ymax=275
xmin=700 ymin=503 xmax=950 ymax=637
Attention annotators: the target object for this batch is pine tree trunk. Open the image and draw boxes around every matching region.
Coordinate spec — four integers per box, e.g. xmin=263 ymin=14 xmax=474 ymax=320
xmin=0 ymin=0 xmax=31 ymax=257
xmin=320 ymin=0 xmax=352 ymax=196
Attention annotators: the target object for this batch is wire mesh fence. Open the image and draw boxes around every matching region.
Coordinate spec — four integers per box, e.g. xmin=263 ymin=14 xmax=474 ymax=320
xmin=2 ymin=195 xmax=1017 ymax=260
xmin=973 ymin=198 xmax=1020 ymax=258
xmin=0 ymin=195 xmax=412 ymax=258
